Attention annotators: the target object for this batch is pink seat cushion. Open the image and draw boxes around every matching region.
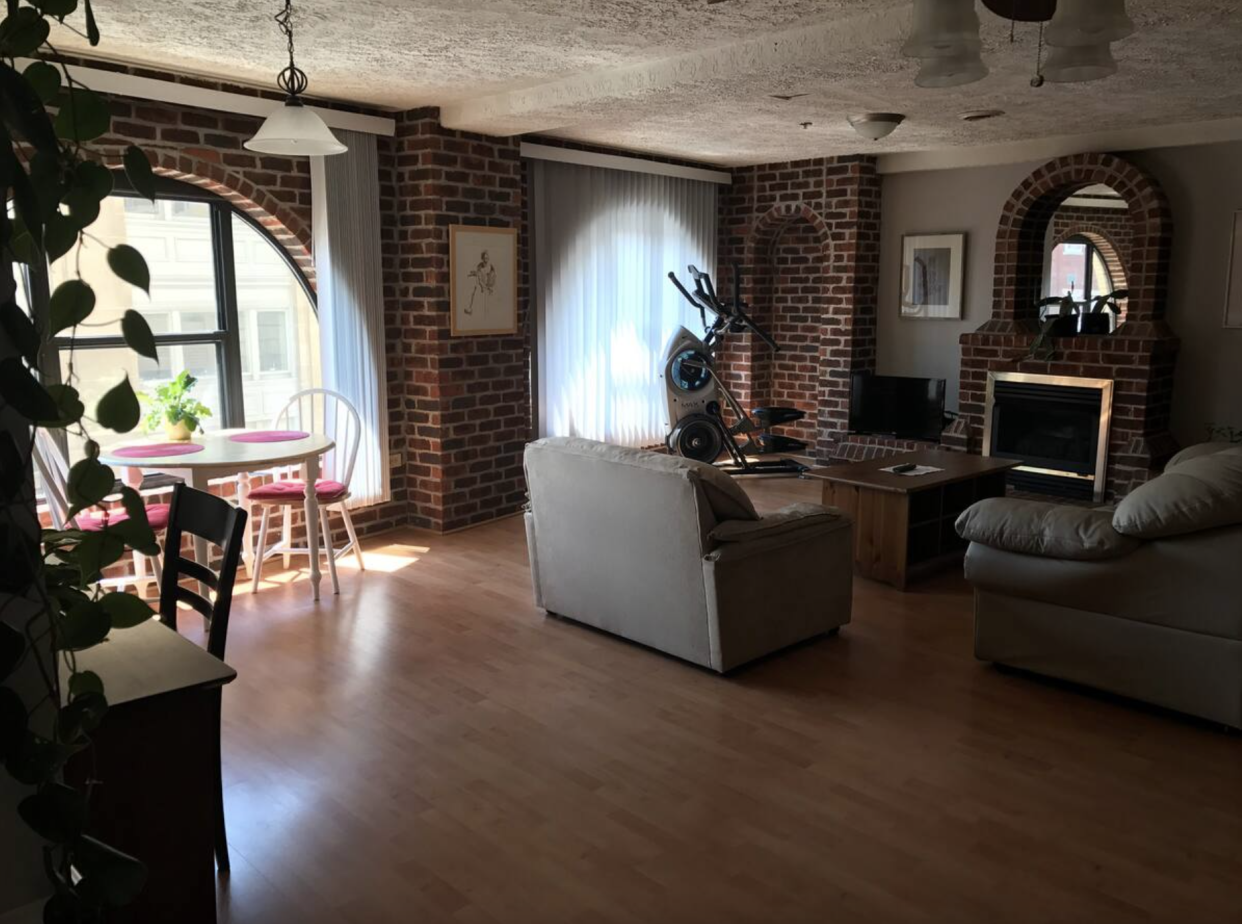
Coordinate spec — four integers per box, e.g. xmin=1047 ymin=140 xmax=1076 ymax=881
xmin=78 ymin=503 xmax=171 ymax=532
xmin=247 ymin=479 xmax=348 ymax=503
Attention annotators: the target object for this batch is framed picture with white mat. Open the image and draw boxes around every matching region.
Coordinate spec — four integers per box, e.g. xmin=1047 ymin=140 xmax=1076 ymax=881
xmin=900 ymin=232 xmax=965 ymax=320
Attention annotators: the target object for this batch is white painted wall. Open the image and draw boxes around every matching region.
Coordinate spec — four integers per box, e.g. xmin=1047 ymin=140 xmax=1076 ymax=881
xmin=876 ymin=141 xmax=1242 ymax=445
xmin=877 ymin=159 xmax=1039 ymax=413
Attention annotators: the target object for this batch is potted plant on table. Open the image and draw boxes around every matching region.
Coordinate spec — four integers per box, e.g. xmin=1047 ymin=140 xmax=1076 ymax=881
xmin=142 ymin=371 xmax=212 ymax=441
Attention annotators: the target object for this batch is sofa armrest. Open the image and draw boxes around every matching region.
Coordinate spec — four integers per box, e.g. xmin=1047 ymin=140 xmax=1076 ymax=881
xmin=956 ymin=497 xmax=1140 ymax=562
xmin=708 ymin=503 xmax=845 ymax=554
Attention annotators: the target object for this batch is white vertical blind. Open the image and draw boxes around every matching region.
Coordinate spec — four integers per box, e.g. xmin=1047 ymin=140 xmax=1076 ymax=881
xmin=533 ymin=160 xmax=717 ymax=446
xmin=310 ymin=130 xmax=390 ymax=507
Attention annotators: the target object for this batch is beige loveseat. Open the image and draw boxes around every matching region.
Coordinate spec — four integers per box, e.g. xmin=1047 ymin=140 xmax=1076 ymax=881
xmin=957 ymin=443 xmax=1242 ymax=727
xmin=523 ymin=437 xmax=853 ymax=672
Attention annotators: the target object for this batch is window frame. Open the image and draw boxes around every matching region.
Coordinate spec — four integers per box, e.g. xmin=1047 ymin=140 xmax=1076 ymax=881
xmin=1054 ymin=233 xmax=1112 ymax=304
xmin=25 ymin=174 xmax=316 ymax=438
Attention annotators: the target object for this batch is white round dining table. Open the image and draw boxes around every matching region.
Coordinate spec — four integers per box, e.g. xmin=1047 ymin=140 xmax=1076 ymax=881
xmin=99 ymin=429 xmax=336 ymax=602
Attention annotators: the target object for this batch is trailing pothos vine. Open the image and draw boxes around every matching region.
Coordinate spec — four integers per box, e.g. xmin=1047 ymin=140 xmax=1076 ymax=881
xmin=2 ymin=0 xmax=169 ymax=919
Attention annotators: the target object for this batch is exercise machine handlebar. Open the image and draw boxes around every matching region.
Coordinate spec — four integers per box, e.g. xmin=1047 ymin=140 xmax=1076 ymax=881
xmin=668 ymin=267 xmax=780 ymax=353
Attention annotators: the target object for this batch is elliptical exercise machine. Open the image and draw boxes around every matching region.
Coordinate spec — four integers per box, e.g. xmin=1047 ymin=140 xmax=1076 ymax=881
xmin=662 ymin=265 xmax=809 ymax=476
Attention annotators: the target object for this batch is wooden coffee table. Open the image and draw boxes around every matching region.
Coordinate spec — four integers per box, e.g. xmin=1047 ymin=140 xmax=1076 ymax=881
xmin=806 ymin=450 xmax=1020 ymax=590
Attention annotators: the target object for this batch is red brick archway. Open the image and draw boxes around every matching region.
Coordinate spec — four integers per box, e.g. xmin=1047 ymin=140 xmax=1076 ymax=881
xmin=992 ymin=152 xmax=1171 ymax=332
xmin=104 ymin=151 xmax=315 ymax=288
xmin=718 ymin=201 xmax=877 ymax=458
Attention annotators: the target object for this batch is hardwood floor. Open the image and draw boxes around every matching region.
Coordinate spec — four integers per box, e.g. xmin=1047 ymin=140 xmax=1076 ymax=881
xmin=198 ymin=477 xmax=1242 ymax=924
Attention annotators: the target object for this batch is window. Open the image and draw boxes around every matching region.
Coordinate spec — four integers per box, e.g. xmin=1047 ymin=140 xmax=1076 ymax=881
xmin=21 ymin=179 xmax=320 ymax=461
xmin=1048 ymin=235 xmax=1113 ymax=304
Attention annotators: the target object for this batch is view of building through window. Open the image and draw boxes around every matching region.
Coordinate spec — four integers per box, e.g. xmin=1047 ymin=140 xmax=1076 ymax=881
xmin=38 ymin=191 xmax=319 ymax=461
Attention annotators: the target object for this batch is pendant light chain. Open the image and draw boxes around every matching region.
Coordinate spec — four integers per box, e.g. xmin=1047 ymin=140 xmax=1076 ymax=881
xmin=274 ymin=0 xmax=309 ymax=100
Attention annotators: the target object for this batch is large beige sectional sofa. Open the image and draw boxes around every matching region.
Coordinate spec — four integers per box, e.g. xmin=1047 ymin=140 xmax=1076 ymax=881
xmin=958 ymin=443 xmax=1242 ymax=727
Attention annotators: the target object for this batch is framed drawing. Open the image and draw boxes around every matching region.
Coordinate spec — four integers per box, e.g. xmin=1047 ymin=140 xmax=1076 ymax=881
xmin=900 ymin=233 xmax=965 ymax=319
xmin=1224 ymin=210 xmax=1242 ymax=329
xmin=450 ymin=225 xmax=518 ymax=336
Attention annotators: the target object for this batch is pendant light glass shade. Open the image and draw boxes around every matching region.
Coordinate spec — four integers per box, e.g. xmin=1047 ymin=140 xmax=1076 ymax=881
xmin=1042 ymin=42 xmax=1118 ymax=83
xmin=246 ymin=100 xmax=347 ymax=156
xmin=915 ymin=48 xmax=989 ymax=88
xmin=902 ymin=0 xmax=982 ymax=58
xmin=1045 ymin=0 xmax=1134 ymax=47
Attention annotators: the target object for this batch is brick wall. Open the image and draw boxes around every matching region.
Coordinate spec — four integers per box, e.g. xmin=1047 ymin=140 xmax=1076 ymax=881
xmin=389 ymin=111 xmax=530 ymax=532
xmin=716 ymin=156 xmax=882 ymax=461
xmin=949 ymin=153 xmax=1179 ymax=497
xmin=1050 ymin=204 xmax=1133 ymax=277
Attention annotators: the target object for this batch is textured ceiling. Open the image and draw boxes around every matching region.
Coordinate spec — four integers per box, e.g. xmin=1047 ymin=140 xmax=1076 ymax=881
xmin=52 ymin=1 xmax=1242 ymax=165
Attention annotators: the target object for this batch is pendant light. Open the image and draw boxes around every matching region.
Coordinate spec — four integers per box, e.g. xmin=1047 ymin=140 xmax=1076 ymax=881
xmin=1042 ymin=42 xmax=1118 ymax=83
xmin=902 ymin=0 xmax=987 ymax=89
xmin=246 ymin=0 xmax=346 ymax=156
xmin=901 ymin=0 xmax=982 ymax=58
xmin=916 ymin=50 xmax=989 ymax=89
xmin=1045 ymin=0 xmax=1134 ymax=47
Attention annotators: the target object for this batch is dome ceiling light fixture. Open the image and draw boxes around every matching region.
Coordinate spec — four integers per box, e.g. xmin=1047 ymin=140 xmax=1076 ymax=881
xmin=246 ymin=0 xmax=347 ymax=157
xmin=848 ymin=113 xmax=906 ymax=142
xmin=903 ymin=0 xmax=1134 ymax=89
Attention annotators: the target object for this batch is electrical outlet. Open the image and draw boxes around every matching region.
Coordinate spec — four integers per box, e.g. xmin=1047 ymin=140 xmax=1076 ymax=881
xmin=389 ymin=451 xmax=403 ymax=469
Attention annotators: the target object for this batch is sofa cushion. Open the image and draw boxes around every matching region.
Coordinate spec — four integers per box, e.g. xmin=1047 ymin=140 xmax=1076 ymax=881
xmin=526 ymin=437 xmax=758 ymax=523
xmin=1166 ymin=441 xmax=1237 ymax=470
xmin=956 ymin=498 xmax=1140 ymax=561
xmin=710 ymin=503 xmax=843 ymax=543
xmin=1113 ymin=448 xmax=1242 ymax=539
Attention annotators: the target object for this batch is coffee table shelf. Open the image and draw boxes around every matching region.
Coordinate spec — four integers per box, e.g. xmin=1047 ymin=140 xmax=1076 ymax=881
xmin=806 ymin=450 xmax=1020 ymax=590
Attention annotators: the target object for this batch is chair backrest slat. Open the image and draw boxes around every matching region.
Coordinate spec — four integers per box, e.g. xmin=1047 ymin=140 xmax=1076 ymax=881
xmin=272 ymin=388 xmax=361 ymax=488
xmin=159 ymin=484 xmax=248 ymax=661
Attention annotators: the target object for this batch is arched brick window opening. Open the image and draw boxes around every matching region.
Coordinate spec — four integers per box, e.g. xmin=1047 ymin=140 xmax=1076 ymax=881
xmin=103 ymin=151 xmax=315 ymax=289
xmin=992 ymin=153 xmax=1171 ymax=331
xmin=1050 ymin=229 xmax=1130 ymax=322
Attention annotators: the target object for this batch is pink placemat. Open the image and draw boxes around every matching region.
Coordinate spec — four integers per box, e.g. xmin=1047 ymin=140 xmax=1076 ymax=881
xmin=229 ymin=430 xmax=310 ymax=443
xmin=112 ymin=442 xmax=205 ymax=458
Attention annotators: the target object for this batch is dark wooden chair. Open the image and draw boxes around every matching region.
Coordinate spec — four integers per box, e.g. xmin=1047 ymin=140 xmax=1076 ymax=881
xmin=158 ymin=483 xmax=248 ymax=874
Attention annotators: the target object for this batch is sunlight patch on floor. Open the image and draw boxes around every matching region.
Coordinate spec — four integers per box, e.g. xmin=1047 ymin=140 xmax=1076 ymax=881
xmin=247 ymin=542 xmax=429 ymax=589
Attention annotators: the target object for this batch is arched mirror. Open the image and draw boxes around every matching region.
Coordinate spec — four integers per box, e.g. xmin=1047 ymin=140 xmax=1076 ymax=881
xmin=1041 ymin=183 xmax=1131 ymax=333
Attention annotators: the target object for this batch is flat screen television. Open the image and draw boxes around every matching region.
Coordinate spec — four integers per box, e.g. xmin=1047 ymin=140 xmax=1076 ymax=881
xmin=849 ymin=373 xmax=946 ymax=442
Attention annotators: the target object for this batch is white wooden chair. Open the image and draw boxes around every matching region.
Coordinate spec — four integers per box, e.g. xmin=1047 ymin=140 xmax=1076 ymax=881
xmin=32 ymin=429 xmax=166 ymax=598
xmin=247 ymin=388 xmax=365 ymax=595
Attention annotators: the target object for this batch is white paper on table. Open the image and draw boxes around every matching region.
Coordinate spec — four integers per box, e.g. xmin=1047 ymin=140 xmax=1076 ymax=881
xmin=879 ymin=464 xmax=945 ymax=477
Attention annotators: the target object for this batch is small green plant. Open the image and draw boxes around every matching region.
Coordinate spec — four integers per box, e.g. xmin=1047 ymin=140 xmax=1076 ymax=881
xmin=141 ymin=371 xmax=212 ymax=437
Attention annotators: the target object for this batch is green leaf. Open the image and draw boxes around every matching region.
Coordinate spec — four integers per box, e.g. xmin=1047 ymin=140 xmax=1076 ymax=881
xmin=33 ymin=0 xmax=78 ymax=16
xmin=0 ymin=355 xmax=58 ymax=421
xmin=74 ymin=836 xmax=148 ymax=908
xmin=120 ymin=309 xmax=158 ymax=361
xmin=41 ymin=383 xmax=85 ymax=428
xmin=0 ymin=8 xmax=50 ymax=56
xmin=66 ymin=456 xmax=114 ymax=509
xmin=56 ymin=600 xmax=111 ymax=651
xmin=48 ymin=279 xmax=95 ymax=335
xmin=0 ymin=299 xmax=40 ymax=364
xmin=0 ymin=622 xmax=23 ymax=682
xmin=115 ymin=486 xmax=158 ymax=554
xmin=73 ymin=531 xmax=125 ymax=584
xmin=83 ymin=0 xmax=99 ymax=45
xmin=22 ymin=59 xmax=60 ymax=104
xmin=18 ymin=782 xmax=86 ymax=843
xmin=53 ymin=86 xmax=111 ymax=142
xmin=0 ymin=688 xmax=26 ymax=761
xmin=0 ymin=60 xmax=59 ymax=155
xmin=95 ymin=375 xmax=141 ymax=432
xmin=4 ymin=734 xmax=82 ymax=785
xmin=62 ymin=160 xmax=113 ymax=227
xmin=106 ymin=244 xmax=149 ymax=294
xmin=99 ymin=591 xmax=154 ymax=629
xmin=122 ymin=145 xmax=155 ymax=201
xmin=69 ymin=670 xmax=104 ymax=699
xmin=58 ymin=689 xmax=107 ymax=741
xmin=43 ymin=211 xmax=78 ymax=261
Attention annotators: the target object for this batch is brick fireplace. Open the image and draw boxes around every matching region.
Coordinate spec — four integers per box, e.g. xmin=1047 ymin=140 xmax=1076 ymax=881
xmin=943 ymin=152 xmax=1180 ymax=499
